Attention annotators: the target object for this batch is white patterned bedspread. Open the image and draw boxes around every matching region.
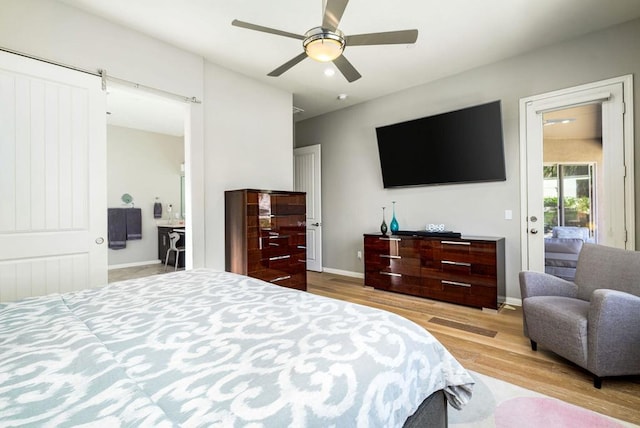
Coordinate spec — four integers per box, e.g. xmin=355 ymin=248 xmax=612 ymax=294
xmin=0 ymin=269 xmax=473 ymax=427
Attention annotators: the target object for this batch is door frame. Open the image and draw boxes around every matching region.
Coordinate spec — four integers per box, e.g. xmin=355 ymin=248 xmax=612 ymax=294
xmin=294 ymin=144 xmax=323 ymax=272
xmin=519 ymin=75 xmax=634 ymax=272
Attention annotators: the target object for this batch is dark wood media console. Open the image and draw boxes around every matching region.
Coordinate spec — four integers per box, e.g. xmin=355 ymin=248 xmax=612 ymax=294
xmin=364 ymin=233 xmax=505 ymax=310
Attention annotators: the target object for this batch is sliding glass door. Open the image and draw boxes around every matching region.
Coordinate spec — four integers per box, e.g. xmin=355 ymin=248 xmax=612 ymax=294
xmin=543 ymin=163 xmax=596 ymax=240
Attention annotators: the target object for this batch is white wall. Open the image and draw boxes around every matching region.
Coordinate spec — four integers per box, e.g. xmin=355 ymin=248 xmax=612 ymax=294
xmin=203 ymin=62 xmax=294 ymax=269
xmin=107 ymin=125 xmax=183 ymax=267
xmin=295 ymin=18 xmax=640 ymax=303
xmin=0 ymin=0 xmax=294 ymax=271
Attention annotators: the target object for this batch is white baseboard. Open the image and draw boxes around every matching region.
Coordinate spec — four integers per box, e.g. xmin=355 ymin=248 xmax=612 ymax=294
xmin=504 ymin=297 xmax=522 ymax=307
xmin=321 ymin=267 xmax=364 ymax=279
xmin=108 ymin=260 xmax=161 ymax=270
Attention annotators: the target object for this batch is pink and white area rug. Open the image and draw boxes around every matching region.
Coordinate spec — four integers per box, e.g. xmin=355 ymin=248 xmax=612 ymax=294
xmin=449 ymin=371 xmax=638 ymax=428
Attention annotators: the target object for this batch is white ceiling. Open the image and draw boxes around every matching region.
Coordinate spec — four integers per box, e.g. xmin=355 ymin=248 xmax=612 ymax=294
xmin=59 ymin=0 xmax=640 ymax=129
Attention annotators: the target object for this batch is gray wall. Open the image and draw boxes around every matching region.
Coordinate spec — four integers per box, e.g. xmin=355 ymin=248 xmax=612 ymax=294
xmin=295 ymin=18 xmax=640 ymax=303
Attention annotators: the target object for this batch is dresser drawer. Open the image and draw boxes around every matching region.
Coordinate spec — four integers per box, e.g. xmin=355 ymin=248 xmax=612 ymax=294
xmin=364 ymin=269 xmax=422 ymax=293
xmin=251 ymin=269 xmax=306 ymax=290
xmin=422 ymin=239 xmax=497 ymax=275
xmin=422 ymin=276 xmax=498 ymax=309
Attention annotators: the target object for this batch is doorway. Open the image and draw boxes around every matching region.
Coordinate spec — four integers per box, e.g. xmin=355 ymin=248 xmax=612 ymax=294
xmin=105 ymin=83 xmax=191 ymax=280
xmin=294 ymin=145 xmax=323 ymax=272
xmin=520 ymin=75 xmax=634 ymax=275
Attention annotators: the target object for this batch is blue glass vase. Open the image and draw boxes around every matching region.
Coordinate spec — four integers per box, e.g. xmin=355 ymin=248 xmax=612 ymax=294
xmin=390 ymin=201 xmax=399 ymax=233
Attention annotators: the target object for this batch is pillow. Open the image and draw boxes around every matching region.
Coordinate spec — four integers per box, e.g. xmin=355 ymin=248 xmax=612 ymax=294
xmin=553 ymin=227 xmax=589 ymax=240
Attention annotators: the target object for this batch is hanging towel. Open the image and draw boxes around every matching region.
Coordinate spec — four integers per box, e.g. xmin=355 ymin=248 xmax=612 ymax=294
xmin=153 ymin=201 xmax=162 ymax=219
xmin=108 ymin=208 xmax=127 ymax=249
xmin=126 ymin=208 xmax=142 ymax=240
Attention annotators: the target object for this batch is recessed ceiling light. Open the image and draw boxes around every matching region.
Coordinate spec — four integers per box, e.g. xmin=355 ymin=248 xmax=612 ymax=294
xmin=324 ymin=68 xmax=336 ymax=77
xmin=337 ymin=94 xmax=348 ymax=101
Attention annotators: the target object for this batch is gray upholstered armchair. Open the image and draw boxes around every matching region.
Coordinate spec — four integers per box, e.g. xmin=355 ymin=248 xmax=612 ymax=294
xmin=519 ymin=243 xmax=640 ymax=388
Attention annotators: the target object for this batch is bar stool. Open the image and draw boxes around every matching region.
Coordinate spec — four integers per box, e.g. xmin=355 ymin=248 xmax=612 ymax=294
xmin=164 ymin=231 xmax=185 ymax=271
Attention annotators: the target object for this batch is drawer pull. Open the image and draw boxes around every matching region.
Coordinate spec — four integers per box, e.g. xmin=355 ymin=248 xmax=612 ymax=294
xmin=269 ymin=255 xmax=291 ymax=261
xmin=441 ymin=260 xmax=471 ymax=267
xmin=441 ymin=240 xmax=471 ymax=246
xmin=379 ymin=237 xmax=401 ymax=241
xmin=380 ymin=271 xmax=402 ymax=277
xmin=380 ymin=255 xmax=401 ymax=259
xmin=297 ymin=245 xmax=306 ymax=249
xmin=442 ymin=280 xmax=471 ymax=288
xmin=269 ymin=243 xmax=279 ymax=247
xmin=270 ymin=275 xmax=291 ymax=283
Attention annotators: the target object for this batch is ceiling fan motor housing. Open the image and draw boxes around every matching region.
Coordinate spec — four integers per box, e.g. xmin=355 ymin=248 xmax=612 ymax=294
xmin=303 ymin=27 xmax=345 ymax=62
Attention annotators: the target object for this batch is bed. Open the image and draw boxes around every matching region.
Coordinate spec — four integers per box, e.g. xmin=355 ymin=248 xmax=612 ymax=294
xmin=0 ymin=269 xmax=473 ymax=427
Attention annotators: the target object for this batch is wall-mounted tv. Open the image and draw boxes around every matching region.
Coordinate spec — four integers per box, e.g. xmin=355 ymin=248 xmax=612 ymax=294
xmin=375 ymin=100 xmax=506 ymax=188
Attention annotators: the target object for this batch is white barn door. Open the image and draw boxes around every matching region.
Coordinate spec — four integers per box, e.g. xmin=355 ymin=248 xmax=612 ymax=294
xmin=0 ymin=51 xmax=107 ymax=302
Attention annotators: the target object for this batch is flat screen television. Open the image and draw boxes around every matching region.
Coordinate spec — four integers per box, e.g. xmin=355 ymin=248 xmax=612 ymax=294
xmin=375 ymin=100 xmax=506 ymax=188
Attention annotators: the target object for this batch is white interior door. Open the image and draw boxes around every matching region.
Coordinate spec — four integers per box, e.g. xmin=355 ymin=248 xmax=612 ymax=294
xmin=294 ymin=145 xmax=322 ymax=272
xmin=0 ymin=51 xmax=107 ymax=302
xmin=520 ymin=76 xmax=634 ymax=273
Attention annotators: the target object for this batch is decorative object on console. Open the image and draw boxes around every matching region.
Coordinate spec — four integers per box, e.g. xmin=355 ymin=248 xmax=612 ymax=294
xmin=427 ymin=223 xmax=446 ymax=232
xmin=390 ymin=201 xmax=399 ymax=233
xmin=380 ymin=206 xmax=388 ymax=235
xmin=121 ymin=193 xmax=133 ymax=206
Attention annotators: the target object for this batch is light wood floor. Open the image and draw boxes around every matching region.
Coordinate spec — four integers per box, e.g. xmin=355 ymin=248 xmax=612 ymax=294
xmin=307 ymin=271 xmax=640 ymax=426
xmin=108 ymin=266 xmax=640 ymax=425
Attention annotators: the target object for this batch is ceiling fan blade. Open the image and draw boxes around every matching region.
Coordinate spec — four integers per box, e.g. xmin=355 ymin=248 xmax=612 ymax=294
xmin=322 ymin=0 xmax=349 ymax=31
xmin=346 ymin=29 xmax=418 ymax=46
xmin=333 ymin=55 xmax=361 ymax=82
xmin=232 ymin=19 xmax=304 ymax=40
xmin=268 ymin=52 xmax=308 ymax=77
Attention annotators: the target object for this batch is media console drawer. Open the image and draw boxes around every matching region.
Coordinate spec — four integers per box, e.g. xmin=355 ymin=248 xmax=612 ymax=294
xmin=364 ymin=234 xmax=505 ymax=310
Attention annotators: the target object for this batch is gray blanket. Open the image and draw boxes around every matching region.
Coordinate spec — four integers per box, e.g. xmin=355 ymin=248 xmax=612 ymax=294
xmin=0 ymin=269 xmax=473 ymax=427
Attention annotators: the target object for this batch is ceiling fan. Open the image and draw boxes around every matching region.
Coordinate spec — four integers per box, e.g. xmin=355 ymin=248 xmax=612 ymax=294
xmin=231 ymin=0 xmax=418 ymax=82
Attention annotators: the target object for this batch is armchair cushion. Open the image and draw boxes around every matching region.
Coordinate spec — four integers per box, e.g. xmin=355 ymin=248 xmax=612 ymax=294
xmin=524 ymin=296 xmax=590 ymax=368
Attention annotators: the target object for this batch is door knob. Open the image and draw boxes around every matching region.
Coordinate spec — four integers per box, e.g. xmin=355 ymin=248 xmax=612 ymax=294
xmin=530 ymin=228 xmax=538 ymax=234
xmin=311 ymin=222 xmax=320 ymax=227
xmin=95 ymin=237 xmax=105 ymax=244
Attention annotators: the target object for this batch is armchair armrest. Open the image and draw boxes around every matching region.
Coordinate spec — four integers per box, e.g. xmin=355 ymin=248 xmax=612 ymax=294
xmin=588 ymin=289 xmax=640 ymax=376
xmin=519 ymin=271 xmax=578 ymax=300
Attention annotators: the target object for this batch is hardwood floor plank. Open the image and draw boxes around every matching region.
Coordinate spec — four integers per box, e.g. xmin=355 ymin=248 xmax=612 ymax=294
xmin=306 ymin=271 xmax=640 ymax=425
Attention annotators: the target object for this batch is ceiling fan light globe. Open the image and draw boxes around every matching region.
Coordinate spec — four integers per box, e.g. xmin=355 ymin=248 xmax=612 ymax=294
xmin=303 ymin=27 xmax=345 ymax=62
